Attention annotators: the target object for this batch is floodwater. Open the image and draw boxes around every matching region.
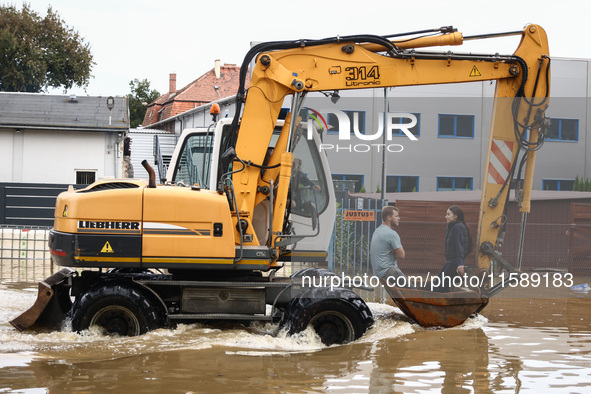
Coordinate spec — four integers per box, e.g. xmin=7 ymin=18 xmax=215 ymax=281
xmin=1 ymin=278 xmax=590 ymax=393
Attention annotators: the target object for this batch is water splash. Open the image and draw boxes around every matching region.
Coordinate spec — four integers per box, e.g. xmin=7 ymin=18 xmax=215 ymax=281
xmin=0 ymin=287 xmax=488 ymax=363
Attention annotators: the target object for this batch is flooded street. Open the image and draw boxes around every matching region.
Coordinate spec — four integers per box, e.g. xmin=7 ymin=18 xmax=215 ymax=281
xmin=1 ymin=279 xmax=590 ymax=393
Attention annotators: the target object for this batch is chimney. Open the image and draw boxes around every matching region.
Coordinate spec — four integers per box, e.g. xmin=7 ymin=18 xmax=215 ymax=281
xmin=214 ymin=59 xmax=221 ymax=79
xmin=169 ymin=73 xmax=177 ymax=93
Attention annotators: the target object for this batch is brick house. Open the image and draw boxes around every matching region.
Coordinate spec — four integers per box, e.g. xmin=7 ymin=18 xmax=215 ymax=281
xmin=142 ymin=60 xmax=249 ymax=131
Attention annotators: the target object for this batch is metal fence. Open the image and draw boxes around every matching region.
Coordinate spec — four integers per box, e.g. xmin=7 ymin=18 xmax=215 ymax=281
xmin=328 ymin=198 xmax=387 ymax=302
xmin=0 ymin=225 xmax=53 ymax=283
xmin=329 ymin=198 xmax=384 ymax=275
xmin=326 ymin=199 xmax=591 ymax=301
xmin=2 ymin=206 xmax=588 ymax=289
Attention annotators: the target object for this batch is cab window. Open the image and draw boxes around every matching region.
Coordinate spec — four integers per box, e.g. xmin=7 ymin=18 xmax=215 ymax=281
xmin=290 ymin=126 xmax=329 ymax=217
xmin=173 ymin=133 xmax=214 ymax=188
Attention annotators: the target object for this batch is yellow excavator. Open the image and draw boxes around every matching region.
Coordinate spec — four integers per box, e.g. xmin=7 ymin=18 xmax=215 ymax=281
xmin=12 ymin=24 xmax=550 ymax=343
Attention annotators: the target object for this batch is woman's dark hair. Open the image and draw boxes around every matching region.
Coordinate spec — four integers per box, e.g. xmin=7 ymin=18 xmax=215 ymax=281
xmin=448 ymin=205 xmax=465 ymax=222
xmin=448 ymin=205 xmax=473 ymax=253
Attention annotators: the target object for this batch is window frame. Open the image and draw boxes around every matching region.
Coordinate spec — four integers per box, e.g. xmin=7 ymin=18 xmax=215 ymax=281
xmin=386 ymin=175 xmax=419 ymax=193
xmin=546 ymin=118 xmax=579 ymax=142
xmin=390 ymin=113 xmax=421 ymax=138
xmin=326 ymin=110 xmax=366 ymax=135
xmin=332 ymin=174 xmax=365 ymax=193
xmin=438 ymin=114 xmax=475 ymax=138
xmin=542 ymin=179 xmax=575 ymax=191
xmin=75 ymin=170 xmax=97 ymax=185
xmin=436 ymin=176 xmax=474 ymax=191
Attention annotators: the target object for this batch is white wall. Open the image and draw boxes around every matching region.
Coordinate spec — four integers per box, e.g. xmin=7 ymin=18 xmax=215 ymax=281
xmin=0 ymin=131 xmax=14 ymax=181
xmin=0 ymin=128 xmax=117 ymax=184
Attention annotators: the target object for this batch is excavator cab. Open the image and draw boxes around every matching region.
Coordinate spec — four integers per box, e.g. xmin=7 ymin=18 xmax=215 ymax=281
xmin=168 ymin=117 xmax=335 ymax=262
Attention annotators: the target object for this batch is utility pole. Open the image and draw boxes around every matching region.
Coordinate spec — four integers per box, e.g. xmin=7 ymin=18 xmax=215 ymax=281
xmin=380 ymin=88 xmax=387 ymax=202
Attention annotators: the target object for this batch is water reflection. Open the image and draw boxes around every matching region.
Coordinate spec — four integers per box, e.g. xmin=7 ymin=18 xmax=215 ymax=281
xmin=367 ymin=327 xmax=491 ymax=393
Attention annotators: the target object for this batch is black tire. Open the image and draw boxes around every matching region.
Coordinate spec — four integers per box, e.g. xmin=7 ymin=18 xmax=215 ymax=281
xmin=281 ymin=290 xmax=373 ymax=345
xmin=70 ymin=282 xmax=164 ymax=336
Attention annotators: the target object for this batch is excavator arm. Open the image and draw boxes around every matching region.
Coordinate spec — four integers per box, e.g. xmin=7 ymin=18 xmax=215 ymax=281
xmin=226 ymin=25 xmax=550 ymax=274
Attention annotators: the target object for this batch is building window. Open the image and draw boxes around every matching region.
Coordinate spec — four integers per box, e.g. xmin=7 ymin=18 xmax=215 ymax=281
xmin=279 ymin=107 xmax=290 ymax=120
xmin=386 ymin=175 xmax=419 ymax=193
xmin=543 ymin=179 xmax=575 ymax=191
xmin=390 ymin=113 xmax=420 ymax=137
xmin=547 ymin=118 xmax=578 ymax=141
xmin=437 ymin=177 xmax=473 ymax=191
xmin=438 ymin=114 xmax=474 ymax=138
xmin=332 ymin=174 xmax=364 ymax=193
xmin=76 ymin=170 xmax=96 ymax=185
xmin=327 ymin=110 xmax=365 ymax=134
xmin=510 ymin=179 xmax=524 ymax=189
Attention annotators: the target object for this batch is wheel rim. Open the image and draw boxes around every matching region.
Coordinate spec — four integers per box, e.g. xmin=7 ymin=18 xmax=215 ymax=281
xmin=89 ymin=305 xmax=140 ymax=336
xmin=309 ymin=310 xmax=355 ymax=345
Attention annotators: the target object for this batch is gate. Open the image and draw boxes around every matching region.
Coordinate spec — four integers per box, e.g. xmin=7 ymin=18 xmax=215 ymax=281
xmin=0 ymin=183 xmax=81 ymax=226
xmin=0 ymin=225 xmax=53 ymax=282
xmin=329 ymin=198 xmax=387 ymax=302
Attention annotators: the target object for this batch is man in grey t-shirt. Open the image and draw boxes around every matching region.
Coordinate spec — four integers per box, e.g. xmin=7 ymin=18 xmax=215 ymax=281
xmin=370 ymin=206 xmax=407 ymax=284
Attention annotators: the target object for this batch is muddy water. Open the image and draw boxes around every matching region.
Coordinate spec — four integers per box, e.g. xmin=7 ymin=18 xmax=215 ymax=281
xmin=1 ymin=280 xmax=590 ymax=393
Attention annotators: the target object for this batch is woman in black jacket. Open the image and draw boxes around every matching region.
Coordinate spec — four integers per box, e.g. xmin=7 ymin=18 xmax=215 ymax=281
xmin=438 ymin=205 xmax=473 ymax=292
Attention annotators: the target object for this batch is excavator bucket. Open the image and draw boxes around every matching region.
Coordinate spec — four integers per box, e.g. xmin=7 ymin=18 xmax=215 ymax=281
xmin=383 ymin=285 xmax=489 ymax=328
xmin=10 ymin=267 xmax=75 ymax=332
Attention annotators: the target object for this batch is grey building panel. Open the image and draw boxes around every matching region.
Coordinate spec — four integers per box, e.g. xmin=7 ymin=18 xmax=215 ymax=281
xmin=0 ymin=92 xmax=128 ymax=132
xmin=145 ymin=57 xmax=591 ymax=193
xmin=128 ymin=129 xmax=176 ymax=180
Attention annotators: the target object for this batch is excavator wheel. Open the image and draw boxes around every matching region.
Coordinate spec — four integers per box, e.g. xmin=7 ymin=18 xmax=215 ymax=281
xmin=280 ymin=288 xmax=373 ymax=346
xmin=69 ymin=282 xmax=164 ymax=336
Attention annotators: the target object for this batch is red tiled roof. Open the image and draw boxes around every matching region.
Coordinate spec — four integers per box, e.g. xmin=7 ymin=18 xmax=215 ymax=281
xmin=142 ymin=63 xmax=249 ymax=127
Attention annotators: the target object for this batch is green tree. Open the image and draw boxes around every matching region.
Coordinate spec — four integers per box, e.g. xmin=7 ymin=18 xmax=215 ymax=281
xmin=128 ymin=78 xmax=160 ymax=128
xmin=0 ymin=3 xmax=94 ymax=92
xmin=574 ymin=175 xmax=581 ymax=191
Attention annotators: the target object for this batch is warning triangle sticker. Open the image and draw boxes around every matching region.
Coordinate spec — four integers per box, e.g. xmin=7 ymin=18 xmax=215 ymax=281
xmin=469 ymin=66 xmax=482 ymax=77
xmin=101 ymin=241 xmax=114 ymax=253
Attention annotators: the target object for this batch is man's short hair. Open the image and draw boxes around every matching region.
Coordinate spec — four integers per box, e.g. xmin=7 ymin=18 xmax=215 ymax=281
xmin=382 ymin=206 xmax=399 ymax=221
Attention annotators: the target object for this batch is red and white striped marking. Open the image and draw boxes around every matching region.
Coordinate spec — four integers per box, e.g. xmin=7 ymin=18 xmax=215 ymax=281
xmin=488 ymin=140 xmax=514 ymax=184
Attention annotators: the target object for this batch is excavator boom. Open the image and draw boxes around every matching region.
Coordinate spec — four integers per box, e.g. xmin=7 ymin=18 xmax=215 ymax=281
xmin=227 ymin=24 xmax=549 ymax=275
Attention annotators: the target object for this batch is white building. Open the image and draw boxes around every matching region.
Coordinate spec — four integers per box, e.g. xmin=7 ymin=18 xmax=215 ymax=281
xmin=0 ymin=93 xmax=129 ymax=184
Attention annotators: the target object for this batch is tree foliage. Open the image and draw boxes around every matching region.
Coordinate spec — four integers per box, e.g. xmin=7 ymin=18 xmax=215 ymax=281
xmin=0 ymin=3 xmax=94 ymax=92
xmin=128 ymin=78 xmax=160 ymax=128
xmin=573 ymin=176 xmax=591 ymax=191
